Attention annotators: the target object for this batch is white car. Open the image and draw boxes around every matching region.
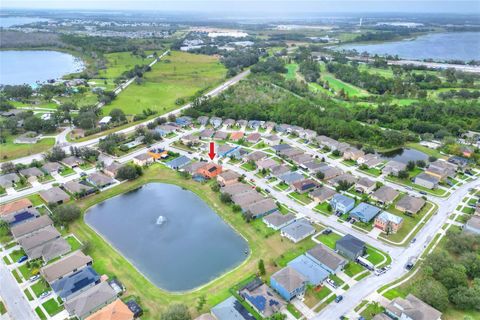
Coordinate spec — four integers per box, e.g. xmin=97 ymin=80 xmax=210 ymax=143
xmin=29 ymin=275 xmax=40 ymax=282
xmin=326 ymin=278 xmax=337 ymax=288
xmin=39 ymin=291 xmax=52 ymax=299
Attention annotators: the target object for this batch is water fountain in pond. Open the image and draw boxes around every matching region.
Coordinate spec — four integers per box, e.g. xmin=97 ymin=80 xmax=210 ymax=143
xmin=156 ymin=215 xmax=167 ymax=226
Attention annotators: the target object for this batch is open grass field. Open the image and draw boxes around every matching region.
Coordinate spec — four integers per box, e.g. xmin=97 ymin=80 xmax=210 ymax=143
xmin=0 ymin=135 xmax=55 ymax=162
xmin=103 ymin=51 xmax=226 ymax=115
xmin=69 ymin=163 xmax=305 ymax=318
xmin=97 ymin=51 xmax=156 ymax=80
xmin=285 ymin=63 xmax=298 ymax=80
xmin=321 ymin=73 xmax=371 ymax=98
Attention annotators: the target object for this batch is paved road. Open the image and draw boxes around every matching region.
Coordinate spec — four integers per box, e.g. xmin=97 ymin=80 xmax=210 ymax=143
xmin=0 ymin=264 xmax=38 ymax=320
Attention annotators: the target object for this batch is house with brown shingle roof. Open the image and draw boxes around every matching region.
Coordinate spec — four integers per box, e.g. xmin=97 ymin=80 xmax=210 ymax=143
xmin=85 ymin=299 xmax=134 ymax=320
xmin=217 ymin=170 xmax=241 ymax=187
xmin=395 ymin=195 xmax=426 ymax=215
xmin=11 ymin=215 xmax=53 ymax=239
xmin=385 ymin=294 xmax=442 ymax=320
xmin=39 ymin=187 xmax=70 ymax=204
xmin=371 ymin=185 xmax=400 ymax=205
xmin=0 ymin=198 xmax=33 ymax=218
xmin=41 ymin=251 xmax=93 ymax=283
xmin=355 ymin=177 xmax=376 ymax=194
xmin=65 ymin=281 xmax=117 ymax=320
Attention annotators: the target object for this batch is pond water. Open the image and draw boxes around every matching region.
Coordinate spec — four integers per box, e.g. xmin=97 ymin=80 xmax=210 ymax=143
xmin=85 ymin=183 xmax=249 ymax=292
xmin=0 ymin=50 xmax=84 ymax=85
xmin=380 ymin=148 xmax=428 ymax=164
xmin=335 ymin=32 xmax=480 ymax=62
xmin=0 ymin=16 xmax=49 ymax=28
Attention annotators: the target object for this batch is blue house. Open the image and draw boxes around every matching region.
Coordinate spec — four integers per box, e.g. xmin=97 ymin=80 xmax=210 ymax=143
xmin=51 ymin=266 xmax=100 ymax=300
xmin=350 ymin=202 xmax=381 ymax=223
xmin=175 ymin=116 xmax=192 ymax=127
xmin=330 ymin=194 xmax=355 ymax=214
xmin=270 ymin=266 xmax=307 ymax=301
xmin=217 ymin=145 xmax=239 ymax=158
xmin=287 ymin=255 xmax=329 ymax=286
xmin=166 ymin=156 xmax=191 ymax=170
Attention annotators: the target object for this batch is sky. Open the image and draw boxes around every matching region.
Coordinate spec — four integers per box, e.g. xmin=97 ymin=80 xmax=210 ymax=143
xmin=2 ymin=0 xmax=480 ymax=14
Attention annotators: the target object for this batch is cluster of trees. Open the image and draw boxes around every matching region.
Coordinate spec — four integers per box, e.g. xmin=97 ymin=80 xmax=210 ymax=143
xmin=98 ymin=133 xmax=125 ymax=155
xmin=1 ymin=84 xmax=33 ymax=100
xmin=115 ymin=164 xmax=143 ymax=180
xmin=0 ymin=109 xmax=57 ymax=137
xmin=69 ymin=146 xmax=99 ymax=162
xmin=74 ymin=106 xmax=101 ymax=130
xmin=51 ymin=204 xmax=81 ymax=227
xmin=115 ymin=64 xmax=152 ymax=85
xmin=251 ymin=57 xmax=287 ymax=74
xmin=298 ymin=59 xmax=321 ymax=82
xmin=220 ymin=49 xmax=261 ymax=76
xmin=438 ymin=89 xmax=480 ymax=100
xmin=414 ymin=230 xmax=480 ymax=312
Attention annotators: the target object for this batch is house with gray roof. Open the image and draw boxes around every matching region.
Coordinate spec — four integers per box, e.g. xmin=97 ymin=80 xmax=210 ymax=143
xmin=239 ymin=281 xmax=284 ymax=318
xmin=245 ymin=151 xmax=267 ymax=162
xmin=330 ymin=194 xmax=355 ymax=214
xmin=0 ymin=173 xmax=20 ymax=188
xmin=87 ymin=172 xmax=115 ymax=188
xmin=18 ymin=225 xmax=70 ymax=261
xmin=355 ymin=177 xmax=376 ymax=194
xmin=64 ymin=180 xmax=95 ymax=197
xmin=329 ymin=173 xmax=358 ymax=187
xmin=41 ymin=251 xmax=93 ymax=283
xmin=270 ymin=267 xmax=307 ymax=301
xmin=166 ymin=156 xmax=191 ymax=170
xmin=303 ymin=161 xmax=326 ymax=173
xmin=221 ymin=183 xmax=251 ymax=196
xmin=11 ymin=215 xmax=53 ymax=239
xmin=103 ymin=162 xmax=123 ymax=178
xmin=385 ymin=294 xmax=442 ymax=320
xmin=278 ymin=171 xmax=304 ymax=185
xmin=263 ymin=212 xmax=296 ymax=230
xmin=244 ymin=198 xmax=277 ymax=219
xmin=64 ymin=281 xmax=117 ymax=320
xmin=382 ymin=160 xmax=407 ymax=176
xmin=371 ymin=185 xmax=400 ymax=205
xmin=288 ymin=255 xmax=329 ymax=286
xmin=211 ymin=296 xmax=255 ymax=320
xmin=213 ymin=131 xmax=228 ymax=140
xmin=256 ymin=158 xmax=277 ymax=171
xmin=464 ymin=215 xmax=480 ymax=235
xmin=19 ymin=167 xmax=44 ymax=179
xmin=199 ymin=128 xmax=215 ymax=139
xmin=52 ymin=266 xmax=99 ymax=301
xmin=309 ymin=187 xmax=336 ymax=203
xmin=197 ymin=116 xmax=209 ymax=125
xmin=39 ymin=187 xmax=70 ymax=204
xmin=270 ymin=164 xmax=291 ymax=176
xmin=61 ymin=156 xmax=85 ymax=168
xmin=395 ymin=195 xmax=426 ymax=215
xmin=281 ymin=219 xmax=315 ymax=243
xmin=414 ymin=173 xmax=439 ymax=190
xmin=42 ymin=162 xmax=62 ymax=174
xmin=335 ymin=234 xmax=365 ymax=260
xmin=306 ymin=244 xmax=347 ymax=274
xmin=318 ymin=165 xmax=343 ymax=180
xmin=232 ymin=191 xmax=264 ymax=208
xmin=209 ymin=117 xmax=223 ymax=128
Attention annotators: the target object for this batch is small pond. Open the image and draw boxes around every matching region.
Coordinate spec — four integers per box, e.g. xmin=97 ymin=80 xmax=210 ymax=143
xmin=85 ymin=183 xmax=249 ymax=292
xmin=380 ymin=148 xmax=428 ymax=164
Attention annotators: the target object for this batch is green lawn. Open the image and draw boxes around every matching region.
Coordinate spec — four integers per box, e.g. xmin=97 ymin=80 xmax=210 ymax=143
xmin=103 ymin=51 xmax=226 ymax=115
xmin=11 ymin=269 xmax=22 ymax=283
xmin=329 ymin=274 xmax=345 ymax=286
xmin=0 ymin=135 xmax=55 ymax=162
xmin=289 ymin=191 xmax=313 ymax=204
xmin=275 ymin=182 xmax=290 ymax=191
xmin=35 ymin=307 xmax=47 ymax=320
xmin=285 ymin=63 xmax=299 ymax=80
xmin=359 ymin=167 xmax=382 ymax=177
xmin=304 ymin=285 xmax=332 ymax=308
xmin=287 ymin=303 xmax=302 ymax=319
xmin=31 ymin=280 xmax=50 ymax=298
xmin=316 ymin=232 xmax=342 ymax=250
xmin=9 ymin=249 xmax=26 ymax=263
xmin=314 ymin=202 xmax=332 ymax=215
xmin=42 ymin=298 xmax=64 ymax=316
xmin=344 ymin=262 xmax=365 ymax=277
xmin=24 ymin=288 xmax=34 ymax=301
xmin=67 ymin=164 xmax=308 ymax=318
xmin=65 ymin=235 xmax=82 ymax=251
xmin=365 ymin=247 xmax=385 ymax=266
xmin=386 ymin=176 xmax=449 ymax=197
xmin=18 ymin=264 xmax=34 ymax=279
xmin=97 ymin=51 xmax=157 ymax=80
xmin=0 ymin=301 xmax=6 ymax=315
xmin=322 ymin=73 xmax=371 ymax=98
xmin=240 ymin=162 xmax=257 ymax=171
xmin=360 ymin=302 xmax=385 ymax=320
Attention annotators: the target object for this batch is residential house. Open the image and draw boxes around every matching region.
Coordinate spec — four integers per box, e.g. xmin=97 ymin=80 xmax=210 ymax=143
xmin=299 ymin=129 xmax=317 ymax=140
xmin=395 ymin=195 xmax=426 ymax=215
xmin=39 ymin=187 xmax=70 ymax=204
xmin=355 ymin=177 xmax=376 ymax=194
xmin=239 ymin=280 xmax=284 ymax=317
xmin=41 ymin=251 xmax=93 ymax=283
xmin=229 ymin=147 xmax=248 ymax=160
xmin=263 ymin=212 xmax=296 ymax=230
xmin=103 ymin=162 xmax=123 ymax=178
xmin=264 ymin=121 xmax=276 ymax=130
xmin=87 ymin=172 xmax=114 ymax=189
xmin=426 ymin=160 xmax=456 ymax=180
xmin=448 ymin=156 xmax=470 ymax=170
xmin=335 ymin=234 xmax=366 ymax=260
xmin=0 ymin=173 xmax=20 ymax=188
xmin=385 ymin=294 xmax=442 ymax=320
xmin=236 ymin=119 xmax=248 ymax=128
xmin=211 ymin=296 xmax=255 ymax=320
xmin=197 ymin=163 xmax=222 ymax=179
xmin=217 ymin=144 xmax=238 ymax=158
xmin=245 ymin=151 xmax=267 ymax=162
xmin=291 ymin=154 xmax=314 ymax=166
xmin=287 ymin=255 xmax=329 ymax=286
xmin=371 ymin=186 xmax=400 ymax=205
xmin=357 ymin=153 xmax=382 ymax=168
xmin=64 ymin=181 xmax=95 ymax=197
xmin=317 ymin=165 xmax=343 ymax=180
xmin=343 ymin=148 xmax=365 ymax=161
xmin=374 ymin=211 xmax=404 ymax=234
xmin=350 ymin=202 xmax=382 ymax=223
xmin=279 ymin=148 xmax=303 ymax=159
xmin=414 ymin=173 xmax=439 ymax=190
xmin=270 ymin=267 xmax=307 ymax=301
xmin=229 ymin=131 xmax=244 ymax=142
xmin=464 ymin=215 xmax=480 ymax=235
xmin=223 ymin=118 xmax=236 ymax=127
xmin=270 ymin=164 xmax=290 ymax=177
xmin=256 ymin=158 xmax=277 ymax=171
xmin=330 ymin=194 xmax=355 ymax=214
xmin=64 ymin=281 xmax=118 ymax=320
xmin=248 ymin=120 xmax=261 ymax=130
xmin=181 ymin=133 xmax=200 ymax=145
xmin=329 ymin=173 xmax=358 ymax=187
xmin=132 ymin=153 xmax=154 ymax=166
xmin=209 ymin=117 xmax=223 ymax=128
xmin=280 ymin=219 xmax=315 ymax=243
xmin=244 ymin=198 xmax=278 ymax=219
xmin=19 ymin=167 xmax=44 ymax=181
xmin=278 ymin=171 xmax=304 ymax=185
xmin=292 ymin=179 xmax=320 ymax=194
xmin=61 ymin=156 xmax=85 ymax=168
xmin=232 ymin=191 xmax=264 ymax=208
xmin=306 ymin=244 xmax=347 ymax=274
xmin=165 ymin=156 xmax=191 ymax=170
xmin=197 ymin=116 xmax=209 ymax=126
xmin=41 ymin=162 xmax=62 ymax=174
xmin=246 ymin=132 xmax=261 ymax=143
xmin=264 ymin=134 xmax=281 ymax=146
xmin=199 ymin=129 xmax=215 ymax=139
xmin=309 ymin=187 xmax=336 ymax=203
xmin=85 ymin=299 xmax=134 ymax=320
xmin=217 ymin=170 xmax=241 ymax=187
xmin=0 ymin=198 xmax=34 ymax=223
xmin=303 ymin=161 xmax=326 ymax=173
xmin=271 ymin=144 xmax=292 ymax=154
xmin=213 ymin=131 xmax=228 ymax=140
xmin=18 ymin=225 xmax=70 ymax=261
xmin=11 ymin=215 xmax=53 ymax=239
xmin=51 ymin=266 xmax=100 ymax=300
xmin=221 ymin=183 xmax=252 ymax=196
xmin=175 ymin=116 xmax=192 ymax=127
xmin=147 ymin=148 xmax=169 ymax=160
xmin=382 ymin=161 xmax=407 ymax=176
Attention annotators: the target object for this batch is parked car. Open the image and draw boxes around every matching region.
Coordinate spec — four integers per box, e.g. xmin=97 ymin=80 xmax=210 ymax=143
xmin=322 ymin=229 xmax=332 ymax=235
xmin=384 ymin=265 xmax=391 ymax=270
xmin=39 ymin=291 xmax=52 ymax=299
xmin=411 ymin=238 xmax=417 ymax=244
xmin=375 ymin=269 xmax=385 ymax=276
xmin=17 ymin=255 xmax=28 ymax=263
xmin=419 ymin=191 xmax=427 ymax=195
xmin=326 ymin=278 xmax=337 ymax=288
xmin=335 ymin=295 xmax=343 ymax=303
xmin=265 ymin=189 xmax=271 ymax=193
xmin=80 ymin=172 xmax=87 ymax=177
xmin=29 ymin=275 xmax=40 ymax=282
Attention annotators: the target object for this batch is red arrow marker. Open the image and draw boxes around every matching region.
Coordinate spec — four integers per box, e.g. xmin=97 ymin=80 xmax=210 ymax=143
xmin=208 ymin=142 xmax=216 ymax=160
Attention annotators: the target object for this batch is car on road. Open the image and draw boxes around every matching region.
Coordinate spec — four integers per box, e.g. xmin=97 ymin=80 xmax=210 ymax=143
xmin=419 ymin=191 xmax=427 ymax=195
xmin=80 ymin=172 xmax=87 ymax=177
xmin=322 ymin=228 xmax=332 ymax=235
xmin=411 ymin=238 xmax=416 ymax=244
xmin=384 ymin=265 xmax=391 ymax=270
xmin=17 ymin=255 xmax=28 ymax=263
xmin=375 ymin=268 xmax=386 ymax=276
xmin=335 ymin=295 xmax=343 ymax=303
xmin=265 ymin=189 xmax=271 ymax=193
xmin=39 ymin=291 xmax=52 ymax=299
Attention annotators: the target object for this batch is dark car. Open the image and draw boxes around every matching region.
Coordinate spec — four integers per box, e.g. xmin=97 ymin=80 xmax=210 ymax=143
xmin=335 ymin=295 xmax=343 ymax=303
xmin=322 ymin=229 xmax=332 ymax=235
xmin=17 ymin=255 xmax=28 ymax=263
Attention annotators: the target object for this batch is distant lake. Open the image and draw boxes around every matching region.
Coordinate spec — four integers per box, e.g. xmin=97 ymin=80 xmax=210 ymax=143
xmin=0 ymin=50 xmax=84 ymax=85
xmin=0 ymin=16 xmax=49 ymax=28
xmin=85 ymin=183 xmax=249 ymax=292
xmin=335 ymin=32 xmax=480 ymax=62
xmin=381 ymin=148 xmax=428 ymax=164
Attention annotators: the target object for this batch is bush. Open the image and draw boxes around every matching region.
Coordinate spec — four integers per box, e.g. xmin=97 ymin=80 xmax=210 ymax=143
xmin=52 ymin=205 xmax=81 ymax=226
xmin=115 ymin=164 xmax=142 ymax=181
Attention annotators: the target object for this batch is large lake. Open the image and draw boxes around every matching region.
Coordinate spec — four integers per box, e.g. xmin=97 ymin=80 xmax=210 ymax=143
xmin=335 ymin=32 xmax=480 ymax=61
xmin=381 ymin=148 xmax=428 ymax=164
xmin=85 ymin=183 xmax=249 ymax=292
xmin=0 ymin=16 xmax=49 ymax=28
xmin=0 ymin=50 xmax=84 ymax=85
